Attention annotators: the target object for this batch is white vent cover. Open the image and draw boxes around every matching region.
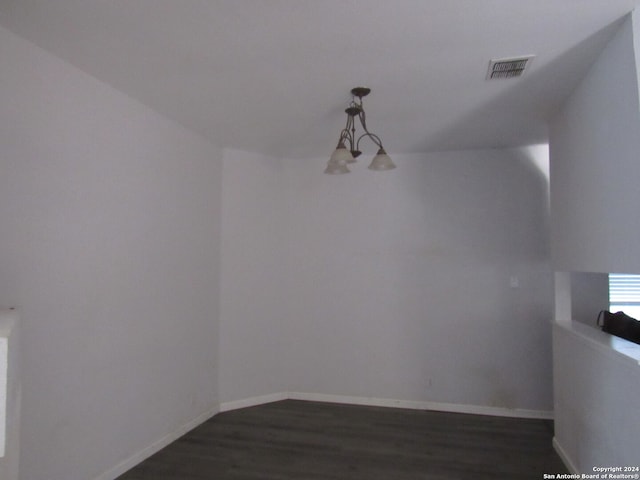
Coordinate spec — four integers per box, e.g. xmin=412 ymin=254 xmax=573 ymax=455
xmin=486 ymin=55 xmax=535 ymax=80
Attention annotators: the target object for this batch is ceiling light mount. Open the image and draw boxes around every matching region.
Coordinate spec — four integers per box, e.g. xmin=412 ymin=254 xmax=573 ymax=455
xmin=325 ymin=87 xmax=395 ymax=174
xmin=350 ymin=86 xmax=371 ymax=98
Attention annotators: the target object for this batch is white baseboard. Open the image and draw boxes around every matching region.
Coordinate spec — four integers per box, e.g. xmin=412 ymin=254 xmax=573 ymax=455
xmin=219 ymin=392 xmax=288 ymax=412
xmin=94 ymin=405 xmax=219 ymax=480
xmin=287 ymin=392 xmax=554 ymax=419
xmin=553 ymin=436 xmax=579 ymax=474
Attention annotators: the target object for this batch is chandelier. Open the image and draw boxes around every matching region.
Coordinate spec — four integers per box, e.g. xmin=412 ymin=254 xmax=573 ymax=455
xmin=325 ymin=87 xmax=396 ymax=174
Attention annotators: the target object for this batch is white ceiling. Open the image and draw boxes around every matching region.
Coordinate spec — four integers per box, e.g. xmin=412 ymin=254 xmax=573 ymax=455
xmin=1 ymin=0 xmax=639 ymax=158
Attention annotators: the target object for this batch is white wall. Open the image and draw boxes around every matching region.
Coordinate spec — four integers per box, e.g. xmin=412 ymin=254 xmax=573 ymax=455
xmin=570 ymin=272 xmax=609 ymax=325
xmin=550 ymin=13 xmax=640 ymax=275
xmin=549 ymin=12 xmax=640 ymax=473
xmin=280 ymin=148 xmax=553 ymax=412
xmin=0 ymin=309 xmax=20 ymax=480
xmin=219 ymin=145 xmax=555 ymax=414
xmin=0 ymin=26 xmax=223 ymax=480
xmin=553 ymin=322 xmax=640 ymax=473
xmin=219 ymin=149 xmax=288 ymax=404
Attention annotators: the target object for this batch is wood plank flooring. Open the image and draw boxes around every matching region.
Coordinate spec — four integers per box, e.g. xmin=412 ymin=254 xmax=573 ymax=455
xmin=117 ymin=400 xmax=568 ymax=480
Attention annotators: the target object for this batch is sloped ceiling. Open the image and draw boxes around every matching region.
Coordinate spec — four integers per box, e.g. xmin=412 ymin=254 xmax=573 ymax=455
xmin=0 ymin=0 xmax=638 ymax=158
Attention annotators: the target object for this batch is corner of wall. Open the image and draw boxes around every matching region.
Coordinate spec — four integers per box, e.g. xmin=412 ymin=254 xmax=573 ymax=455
xmin=631 ymin=9 xmax=640 ymax=100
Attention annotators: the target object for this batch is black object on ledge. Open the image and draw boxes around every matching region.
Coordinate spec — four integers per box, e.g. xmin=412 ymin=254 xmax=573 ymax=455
xmin=597 ymin=310 xmax=640 ymax=346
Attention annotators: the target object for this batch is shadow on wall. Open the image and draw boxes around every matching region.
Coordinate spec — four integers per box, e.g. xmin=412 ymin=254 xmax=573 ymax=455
xmin=385 ymin=145 xmax=553 ymax=409
xmin=415 ymin=18 xmax=625 ymax=153
xmin=397 ymin=146 xmax=550 ymax=267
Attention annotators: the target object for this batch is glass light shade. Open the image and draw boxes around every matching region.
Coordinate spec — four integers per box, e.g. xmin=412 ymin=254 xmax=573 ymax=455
xmin=331 ymin=145 xmax=354 ymax=164
xmin=324 ymin=161 xmax=350 ymax=174
xmin=368 ymin=148 xmax=396 ymax=171
xmin=324 ymin=146 xmax=353 ymax=174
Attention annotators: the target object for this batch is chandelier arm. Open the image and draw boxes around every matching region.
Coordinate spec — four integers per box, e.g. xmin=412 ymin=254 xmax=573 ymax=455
xmin=356 ymin=132 xmax=384 ymax=151
xmin=347 ymin=112 xmax=357 ymax=149
xmin=355 ymin=108 xmax=385 ymax=150
xmin=357 ymin=107 xmax=369 ymax=133
xmin=336 ymin=115 xmax=355 ymax=150
xmin=339 ymin=129 xmax=354 ymax=148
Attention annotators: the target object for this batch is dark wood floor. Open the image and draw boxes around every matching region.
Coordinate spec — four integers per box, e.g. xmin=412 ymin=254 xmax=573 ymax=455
xmin=117 ymin=400 xmax=568 ymax=480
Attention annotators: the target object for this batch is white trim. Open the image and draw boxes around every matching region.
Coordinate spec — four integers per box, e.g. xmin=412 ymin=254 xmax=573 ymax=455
xmin=289 ymin=391 xmax=424 ymax=409
xmin=553 ymin=437 xmax=579 ymax=474
xmin=219 ymin=392 xmax=288 ymax=412
xmin=555 ymin=321 xmax=640 ymax=366
xmin=554 ymin=272 xmax=573 ymax=326
xmin=0 ymin=338 xmax=7 ymax=458
xmin=288 ymin=392 xmax=554 ymax=419
xmin=221 ymin=391 xmax=553 ymax=420
xmin=93 ymin=405 xmax=219 ymax=480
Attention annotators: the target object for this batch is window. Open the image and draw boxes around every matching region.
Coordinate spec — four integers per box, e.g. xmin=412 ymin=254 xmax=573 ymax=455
xmin=609 ymin=273 xmax=640 ymax=319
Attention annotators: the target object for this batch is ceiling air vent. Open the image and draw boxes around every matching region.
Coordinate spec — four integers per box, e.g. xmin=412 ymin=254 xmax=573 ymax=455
xmin=486 ymin=55 xmax=535 ymax=80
